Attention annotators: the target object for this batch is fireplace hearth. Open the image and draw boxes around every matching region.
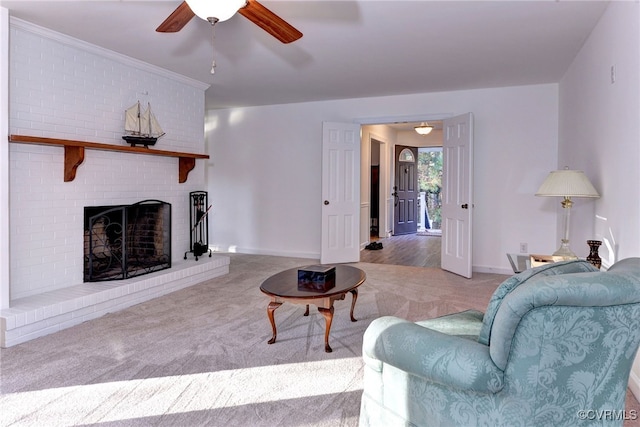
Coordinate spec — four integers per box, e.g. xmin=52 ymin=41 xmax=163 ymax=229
xmin=84 ymin=200 xmax=171 ymax=282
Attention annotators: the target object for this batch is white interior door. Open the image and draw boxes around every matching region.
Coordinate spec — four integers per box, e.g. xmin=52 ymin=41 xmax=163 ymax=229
xmin=441 ymin=113 xmax=474 ymax=278
xmin=321 ymin=122 xmax=361 ymax=264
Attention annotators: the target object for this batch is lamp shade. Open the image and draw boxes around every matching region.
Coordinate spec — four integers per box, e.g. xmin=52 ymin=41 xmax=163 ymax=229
xmin=186 ymin=0 xmax=246 ymax=22
xmin=414 ymin=123 xmax=433 ymax=135
xmin=535 ymin=169 xmax=600 ymax=198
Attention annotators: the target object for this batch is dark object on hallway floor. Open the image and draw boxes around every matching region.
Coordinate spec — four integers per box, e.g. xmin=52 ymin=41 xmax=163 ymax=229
xmin=365 ymin=242 xmax=383 ymax=250
xmin=360 ymin=234 xmax=441 ymax=268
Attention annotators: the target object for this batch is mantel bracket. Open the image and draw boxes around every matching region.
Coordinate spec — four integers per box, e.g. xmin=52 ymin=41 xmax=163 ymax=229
xmin=178 ymin=157 xmax=196 ymax=184
xmin=64 ymin=146 xmax=85 ymax=182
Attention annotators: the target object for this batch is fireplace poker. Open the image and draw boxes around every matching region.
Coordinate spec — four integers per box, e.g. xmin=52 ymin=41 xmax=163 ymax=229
xmin=192 ymin=204 xmax=213 ymax=232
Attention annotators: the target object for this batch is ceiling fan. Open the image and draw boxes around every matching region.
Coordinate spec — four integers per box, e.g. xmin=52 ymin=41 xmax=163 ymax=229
xmin=156 ymin=0 xmax=303 ymax=44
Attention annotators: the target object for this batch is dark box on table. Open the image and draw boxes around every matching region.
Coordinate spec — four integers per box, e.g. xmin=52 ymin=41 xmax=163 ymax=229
xmin=298 ymin=265 xmax=336 ymax=292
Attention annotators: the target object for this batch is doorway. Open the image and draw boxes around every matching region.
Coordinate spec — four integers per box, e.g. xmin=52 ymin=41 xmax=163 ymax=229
xmin=369 ymin=138 xmax=382 ymax=239
xmin=324 ymin=115 xmax=473 ymax=276
xmin=418 ymin=147 xmax=443 ymax=235
xmin=362 ymin=122 xmax=443 ymax=268
xmin=393 ymin=146 xmax=419 ymax=235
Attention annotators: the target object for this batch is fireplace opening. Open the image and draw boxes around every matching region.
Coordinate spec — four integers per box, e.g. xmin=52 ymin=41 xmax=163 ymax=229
xmin=84 ymin=200 xmax=171 ymax=282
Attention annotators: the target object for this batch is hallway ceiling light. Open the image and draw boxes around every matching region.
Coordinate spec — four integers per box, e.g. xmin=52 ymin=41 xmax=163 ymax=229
xmin=414 ymin=122 xmax=434 ymax=135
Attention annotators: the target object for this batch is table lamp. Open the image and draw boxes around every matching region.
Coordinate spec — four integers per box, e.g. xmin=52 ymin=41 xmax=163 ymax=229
xmin=535 ymin=167 xmax=600 ymax=259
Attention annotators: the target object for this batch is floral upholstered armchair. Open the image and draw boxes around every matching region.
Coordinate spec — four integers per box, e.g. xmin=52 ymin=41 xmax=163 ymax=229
xmin=360 ymin=258 xmax=640 ymax=426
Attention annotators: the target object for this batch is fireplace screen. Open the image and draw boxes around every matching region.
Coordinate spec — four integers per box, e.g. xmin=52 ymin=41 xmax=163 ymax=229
xmin=84 ymin=200 xmax=171 ymax=282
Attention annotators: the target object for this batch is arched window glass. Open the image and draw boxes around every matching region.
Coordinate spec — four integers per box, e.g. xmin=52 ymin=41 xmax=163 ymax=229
xmin=398 ymin=148 xmax=415 ymax=162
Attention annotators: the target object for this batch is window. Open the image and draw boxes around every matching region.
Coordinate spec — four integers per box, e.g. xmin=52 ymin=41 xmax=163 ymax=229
xmin=398 ymin=148 xmax=415 ymax=162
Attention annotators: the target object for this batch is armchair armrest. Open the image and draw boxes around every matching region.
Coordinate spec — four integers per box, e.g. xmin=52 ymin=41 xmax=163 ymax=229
xmin=363 ymin=316 xmax=504 ymax=394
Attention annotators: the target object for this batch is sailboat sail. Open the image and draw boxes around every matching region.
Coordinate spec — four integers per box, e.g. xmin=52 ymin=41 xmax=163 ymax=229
xmin=149 ymin=109 xmax=164 ymax=138
xmin=124 ymin=102 xmax=141 ymax=135
xmin=140 ymin=106 xmax=150 ymax=137
xmin=123 ymin=101 xmax=165 ymax=146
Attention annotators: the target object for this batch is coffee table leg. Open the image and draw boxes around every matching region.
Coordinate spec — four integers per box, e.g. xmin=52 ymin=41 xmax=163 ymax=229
xmin=349 ymin=289 xmax=359 ymax=322
xmin=318 ymin=306 xmax=335 ymax=353
xmin=267 ymin=301 xmax=282 ymax=344
xmin=304 ymin=304 xmax=310 ymax=316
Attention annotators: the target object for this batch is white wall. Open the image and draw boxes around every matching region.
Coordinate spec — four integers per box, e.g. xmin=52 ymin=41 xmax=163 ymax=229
xmin=558 ymin=0 xmax=640 ymax=400
xmin=559 ymin=1 xmax=640 ymax=265
xmin=1 ymin=8 xmax=10 ymax=309
xmin=7 ymin=19 xmax=208 ymax=300
xmin=397 ymin=128 xmax=444 ymax=148
xmin=206 ymin=83 xmax=560 ymax=273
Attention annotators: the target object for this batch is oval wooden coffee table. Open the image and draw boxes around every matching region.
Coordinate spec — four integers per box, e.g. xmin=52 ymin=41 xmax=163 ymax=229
xmin=260 ymin=265 xmax=366 ymax=352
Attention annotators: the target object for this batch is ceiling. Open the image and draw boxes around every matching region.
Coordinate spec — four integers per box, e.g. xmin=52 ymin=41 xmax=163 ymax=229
xmin=0 ymin=1 xmax=609 ymax=111
xmin=387 ymin=120 xmax=442 ymax=133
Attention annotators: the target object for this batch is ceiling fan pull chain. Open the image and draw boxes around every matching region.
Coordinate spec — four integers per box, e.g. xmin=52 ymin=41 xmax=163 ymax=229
xmin=209 ymin=18 xmax=218 ymax=75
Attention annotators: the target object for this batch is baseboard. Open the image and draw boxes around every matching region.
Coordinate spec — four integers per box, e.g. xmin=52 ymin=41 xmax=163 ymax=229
xmin=473 ymin=265 xmax=513 ymax=276
xmin=214 ymin=246 xmax=319 ymax=260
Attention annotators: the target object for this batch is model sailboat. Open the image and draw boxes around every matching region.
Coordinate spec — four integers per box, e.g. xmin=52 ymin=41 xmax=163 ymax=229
xmin=122 ymin=101 xmax=165 ymax=147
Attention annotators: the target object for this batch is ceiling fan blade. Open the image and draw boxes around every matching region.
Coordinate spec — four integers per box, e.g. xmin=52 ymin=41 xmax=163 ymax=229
xmin=156 ymin=2 xmax=195 ymax=33
xmin=238 ymin=0 xmax=303 ymax=44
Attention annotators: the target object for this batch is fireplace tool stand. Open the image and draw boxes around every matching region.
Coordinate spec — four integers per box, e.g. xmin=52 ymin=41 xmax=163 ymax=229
xmin=184 ymin=191 xmax=212 ymax=261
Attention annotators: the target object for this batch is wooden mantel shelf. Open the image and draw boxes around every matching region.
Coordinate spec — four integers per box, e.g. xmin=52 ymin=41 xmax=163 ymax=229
xmin=8 ymin=135 xmax=209 ymax=183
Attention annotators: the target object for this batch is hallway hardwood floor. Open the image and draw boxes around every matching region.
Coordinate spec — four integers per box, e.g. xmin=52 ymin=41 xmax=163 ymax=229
xmin=359 ymin=233 xmax=441 ymax=268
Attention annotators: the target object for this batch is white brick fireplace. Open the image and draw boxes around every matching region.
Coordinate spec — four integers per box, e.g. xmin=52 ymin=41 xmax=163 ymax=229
xmin=0 ymin=18 xmax=228 ymax=347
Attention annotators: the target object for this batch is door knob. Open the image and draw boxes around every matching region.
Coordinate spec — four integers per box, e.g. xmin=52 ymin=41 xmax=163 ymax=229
xmin=461 ymin=203 xmax=469 ymax=209
xmin=324 ymin=200 xmax=330 ymax=205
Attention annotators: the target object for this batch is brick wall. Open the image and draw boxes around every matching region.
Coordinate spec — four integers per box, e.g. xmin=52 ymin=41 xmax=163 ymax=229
xmin=8 ymin=20 xmax=208 ymax=300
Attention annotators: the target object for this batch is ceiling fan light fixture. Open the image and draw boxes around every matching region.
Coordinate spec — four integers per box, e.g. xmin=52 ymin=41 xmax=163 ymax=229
xmin=186 ymin=0 xmax=247 ymax=22
xmin=414 ymin=122 xmax=434 ymax=135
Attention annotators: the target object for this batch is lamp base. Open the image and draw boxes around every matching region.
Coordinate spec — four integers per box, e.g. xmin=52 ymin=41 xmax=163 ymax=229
xmin=552 ymin=239 xmax=578 ymax=260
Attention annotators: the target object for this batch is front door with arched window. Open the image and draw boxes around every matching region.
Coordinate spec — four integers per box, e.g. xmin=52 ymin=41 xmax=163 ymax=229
xmin=393 ymin=146 xmax=418 ymax=235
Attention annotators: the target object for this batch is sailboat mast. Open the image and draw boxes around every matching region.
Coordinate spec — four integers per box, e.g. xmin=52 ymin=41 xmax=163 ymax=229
xmin=147 ymin=102 xmax=152 ymax=135
xmin=137 ymin=101 xmax=142 ymax=135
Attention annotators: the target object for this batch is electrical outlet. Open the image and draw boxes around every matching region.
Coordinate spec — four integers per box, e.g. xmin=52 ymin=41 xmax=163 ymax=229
xmin=520 ymin=243 xmax=528 ymax=253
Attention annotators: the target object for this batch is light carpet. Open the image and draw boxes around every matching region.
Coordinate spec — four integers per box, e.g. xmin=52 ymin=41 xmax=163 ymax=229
xmin=0 ymin=254 xmax=603 ymax=426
